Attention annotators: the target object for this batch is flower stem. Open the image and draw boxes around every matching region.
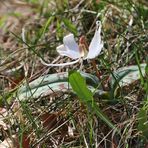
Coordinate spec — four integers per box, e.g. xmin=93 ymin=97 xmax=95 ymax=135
xmin=79 ymin=36 xmax=106 ymax=90
xmin=91 ymin=59 xmax=106 ymax=90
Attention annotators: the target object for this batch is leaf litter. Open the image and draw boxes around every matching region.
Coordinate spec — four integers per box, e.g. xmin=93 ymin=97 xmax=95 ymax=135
xmin=0 ymin=0 xmax=148 ymax=147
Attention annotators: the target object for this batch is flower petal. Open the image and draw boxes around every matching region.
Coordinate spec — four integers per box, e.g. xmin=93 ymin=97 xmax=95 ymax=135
xmin=86 ymin=21 xmax=103 ymax=59
xmin=40 ymin=58 xmax=80 ymax=67
xmin=56 ymin=44 xmax=81 ymax=59
xmin=63 ymin=34 xmax=81 ymax=59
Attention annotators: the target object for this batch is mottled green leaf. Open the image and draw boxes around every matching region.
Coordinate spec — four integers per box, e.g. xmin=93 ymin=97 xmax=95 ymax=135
xmin=110 ymin=63 xmax=146 ymax=87
xmin=15 ymin=72 xmax=100 ymax=101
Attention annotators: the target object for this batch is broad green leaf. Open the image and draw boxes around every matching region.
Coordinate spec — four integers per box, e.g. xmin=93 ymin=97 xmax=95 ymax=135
xmin=69 ymin=71 xmax=118 ymax=131
xmin=69 ymin=71 xmax=93 ymax=102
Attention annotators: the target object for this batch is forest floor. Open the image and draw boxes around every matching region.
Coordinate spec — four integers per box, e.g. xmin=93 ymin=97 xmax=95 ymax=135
xmin=0 ymin=0 xmax=148 ymax=147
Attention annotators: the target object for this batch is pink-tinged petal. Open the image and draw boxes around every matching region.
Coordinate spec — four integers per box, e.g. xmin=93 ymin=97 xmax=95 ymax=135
xmin=86 ymin=21 xmax=103 ymax=59
xmin=56 ymin=44 xmax=80 ymax=59
xmin=63 ymin=34 xmax=81 ymax=59
xmin=40 ymin=58 xmax=80 ymax=67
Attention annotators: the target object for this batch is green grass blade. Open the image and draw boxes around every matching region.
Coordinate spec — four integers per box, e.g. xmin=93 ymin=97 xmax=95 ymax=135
xmin=62 ymin=18 xmax=77 ymax=35
xmin=138 ymin=108 xmax=148 ymax=138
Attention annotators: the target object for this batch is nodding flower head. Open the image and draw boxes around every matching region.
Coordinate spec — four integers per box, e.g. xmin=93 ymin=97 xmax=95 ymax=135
xmin=40 ymin=21 xmax=103 ymax=66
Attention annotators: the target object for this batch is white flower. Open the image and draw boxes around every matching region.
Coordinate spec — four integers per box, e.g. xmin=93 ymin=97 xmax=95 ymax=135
xmin=40 ymin=21 xmax=103 ymax=66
